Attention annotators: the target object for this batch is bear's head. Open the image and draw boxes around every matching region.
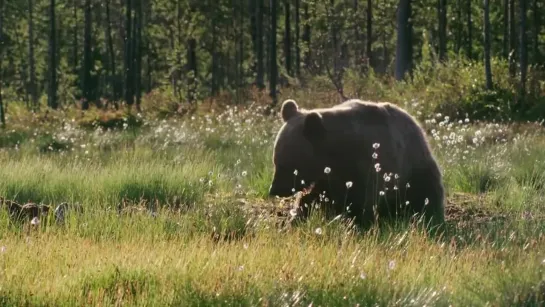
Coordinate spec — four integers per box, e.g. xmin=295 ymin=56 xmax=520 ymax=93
xmin=269 ymin=99 xmax=328 ymax=198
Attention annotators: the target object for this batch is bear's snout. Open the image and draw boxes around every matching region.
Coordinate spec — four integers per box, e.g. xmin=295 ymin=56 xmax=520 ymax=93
xmin=268 ymin=182 xmax=294 ymax=198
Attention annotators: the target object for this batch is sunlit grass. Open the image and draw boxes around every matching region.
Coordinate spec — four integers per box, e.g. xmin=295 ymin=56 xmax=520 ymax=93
xmin=2 ymin=94 xmax=545 ymax=305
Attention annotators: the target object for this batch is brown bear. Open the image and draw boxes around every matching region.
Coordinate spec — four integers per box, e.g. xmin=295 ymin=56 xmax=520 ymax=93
xmin=269 ymin=98 xmax=445 ymax=229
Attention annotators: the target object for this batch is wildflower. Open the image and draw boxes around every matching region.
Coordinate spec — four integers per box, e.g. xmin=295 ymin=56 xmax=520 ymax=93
xmin=301 ymin=180 xmax=305 ymax=185
xmin=388 ymin=260 xmax=396 ymax=270
xmin=315 ymin=228 xmax=323 ymax=235
xmin=379 ymin=191 xmax=385 ymax=196
xmin=406 ymin=182 xmax=411 ymax=188
xmin=0 ymin=246 xmax=6 ymax=253
xmin=372 ymin=152 xmax=378 ymax=159
xmin=360 ymin=272 xmax=367 ymax=280
xmin=374 ymin=163 xmax=381 ymax=172
xmin=31 ymin=217 xmax=40 ymax=226
xmin=372 ymin=143 xmax=380 ymax=149
xmin=291 ymin=188 xmax=296 ymax=193
xmin=324 ymin=167 xmax=331 ymax=174
xmin=346 ymin=181 xmax=353 ymax=189
xmin=289 ymin=209 xmax=298 ymax=217
xmin=394 ymin=174 xmax=400 ymax=179
xmin=383 ymin=174 xmax=391 ymax=182
xmin=241 ymin=171 xmax=247 ymax=177
xmin=424 ymin=198 xmax=429 ymax=205
xmin=293 ymin=169 xmax=298 ymax=176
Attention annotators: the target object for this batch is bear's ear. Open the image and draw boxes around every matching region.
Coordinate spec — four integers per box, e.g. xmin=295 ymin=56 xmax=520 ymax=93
xmin=303 ymin=112 xmax=326 ymax=144
xmin=281 ymin=99 xmax=299 ymax=122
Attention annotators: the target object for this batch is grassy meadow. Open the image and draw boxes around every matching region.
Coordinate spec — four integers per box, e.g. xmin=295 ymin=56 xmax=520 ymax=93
xmin=2 ymin=76 xmax=545 ymax=305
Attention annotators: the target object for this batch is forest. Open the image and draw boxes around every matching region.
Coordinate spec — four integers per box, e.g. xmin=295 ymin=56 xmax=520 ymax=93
xmin=1 ymin=1 xmax=545 ymax=306
xmin=0 ymin=0 xmax=543 ymax=121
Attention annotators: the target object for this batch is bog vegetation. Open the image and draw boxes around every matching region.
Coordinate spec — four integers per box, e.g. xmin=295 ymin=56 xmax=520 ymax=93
xmin=1 ymin=0 xmax=545 ymax=305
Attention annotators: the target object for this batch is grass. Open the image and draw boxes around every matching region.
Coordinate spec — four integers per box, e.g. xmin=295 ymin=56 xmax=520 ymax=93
xmin=2 ymin=77 xmax=545 ymax=305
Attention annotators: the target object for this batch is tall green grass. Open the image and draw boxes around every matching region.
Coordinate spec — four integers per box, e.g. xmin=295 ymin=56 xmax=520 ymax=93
xmin=2 ymin=93 xmax=545 ymax=305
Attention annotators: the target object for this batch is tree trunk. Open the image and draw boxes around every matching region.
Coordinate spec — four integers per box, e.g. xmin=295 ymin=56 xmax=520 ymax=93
xmin=366 ymin=0 xmax=373 ymax=67
xmin=73 ymin=0 xmax=78 ymax=70
xmin=456 ymin=0 xmax=462 ymax=53
xmin=295 ymin=0 xmax=300 ymax=77
xmin=330 ymin=0 xmax=338 ymax=74
xmin=284 ymin=0 xmax=291 ymax=75
xmin=519 ymin=0 xmax=527 ymax=96
xmin=48 ymin=0 xmax=58 ymax=109
xmin=28 ymin=0 xmax=38 ymax=111
xmin=256 ymin=0 xmax=265 ymax=89
xmin=438 ymin=0 xmax=447 ymax=61
xmin=124 ymin=0 xmax=134 ymax=108
xmin=484 ymin=0 xmax=493 ymax=90
xmin=395 ymin=0 xmax=412 ymax=80
xmin=0 ymin=0 xmax=4 ymax=127
xmin=187 ymin=38 xmax=197 ymax=103
xmin=105 ymin=0 xmax=118 ymax=103
xmin=211 ymin=11 xmax=218 ymax=95
xmin=239 ymin=0 xmax=244 ymax=88
xmin=82 ymin=0 xmax=92 ymax=110
xmin=269 ymin=0 xmax=278 ymax=105
xmin=509 ymin=0 xmax=516 ymax=76
xmin=250 ymin=0 xmax=257 ymax=63
xmin=302 ymin=2 xmax=311 ymax=68
xmin=503 ymin=0 xmax=509 ymax=58
xmin=466 ymin=0 xmax=472 ymax=59
xmin=134 ymin=0 xmax=142 ymax=110
xmin=533 ymin=0 xmax=540 ymax=62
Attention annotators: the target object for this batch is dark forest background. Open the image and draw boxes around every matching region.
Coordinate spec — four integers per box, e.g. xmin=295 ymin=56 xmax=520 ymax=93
xmin=0 ymin=0 xmax=543 ymax=126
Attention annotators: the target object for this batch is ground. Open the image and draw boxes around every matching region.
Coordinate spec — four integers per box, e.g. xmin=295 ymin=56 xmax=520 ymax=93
xmin=1 ymin=95 xmax=545 ymax=306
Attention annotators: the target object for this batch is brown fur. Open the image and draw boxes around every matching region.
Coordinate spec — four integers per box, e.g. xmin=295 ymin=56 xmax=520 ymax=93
xmin=269 ymin=99 xmax=445 ymax=229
